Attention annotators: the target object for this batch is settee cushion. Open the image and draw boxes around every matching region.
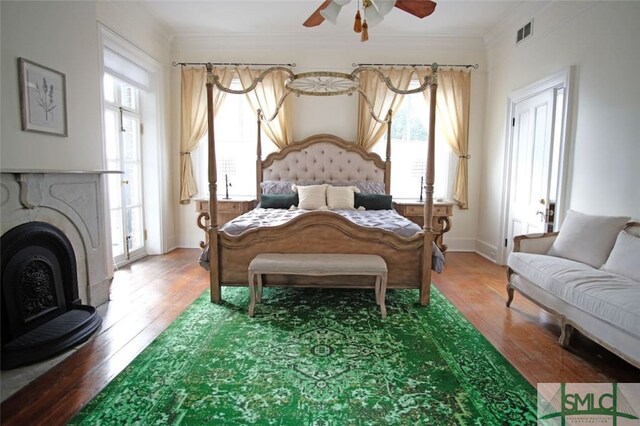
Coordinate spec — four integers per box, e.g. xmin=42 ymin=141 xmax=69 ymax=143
xmin=547 ymin=210 xmax=630 ymax=268
xmin=602 ymin=230 xmax=640 ymax=282
xmin=508 ymin=252 xmax=640 ymax=338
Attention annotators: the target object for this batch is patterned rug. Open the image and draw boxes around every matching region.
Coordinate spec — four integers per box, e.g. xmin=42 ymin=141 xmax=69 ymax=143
xmin=70 ymin=286 xmax=536 ymax=425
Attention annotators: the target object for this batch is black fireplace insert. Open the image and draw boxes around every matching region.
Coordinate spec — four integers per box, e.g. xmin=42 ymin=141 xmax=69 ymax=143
xmin=1 ymin=221 xmax=102 ymax=369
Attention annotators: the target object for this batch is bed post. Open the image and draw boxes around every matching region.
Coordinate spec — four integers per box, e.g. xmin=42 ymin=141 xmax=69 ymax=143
xmin=384 ymin=109 xmax=392 ymax=195
xmin=421 ymin=63 xmax=438 ymax=306
xmin=206 ymin=63 xmax=221 ymax=303
xmin=256 ymin=109 xmax=263 ymax=202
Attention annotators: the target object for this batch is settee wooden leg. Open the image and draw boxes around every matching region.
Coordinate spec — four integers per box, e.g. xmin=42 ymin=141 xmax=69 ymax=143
xmin=559 ymin=319 xmax=574 ymax=347
xmin=506 ymin=284 xmax=515 ymax=307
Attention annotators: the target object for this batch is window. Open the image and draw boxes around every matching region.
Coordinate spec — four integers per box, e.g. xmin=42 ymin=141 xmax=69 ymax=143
xmin=103 ymin=73 xmax=145 ymax=265
xmin=194 ymin=79 xmax=278 ymax=198
xmin=372 ymin=79 xmax=454 ymax=201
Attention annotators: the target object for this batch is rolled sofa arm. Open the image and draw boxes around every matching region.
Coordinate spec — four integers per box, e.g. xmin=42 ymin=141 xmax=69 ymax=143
xmin=513 ymin=232 xmax=559 ymax=254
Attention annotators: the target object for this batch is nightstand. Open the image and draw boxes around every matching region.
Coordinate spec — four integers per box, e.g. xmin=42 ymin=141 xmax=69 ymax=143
xmin=393 ymin=200 xmax=454 ymax=254
xmin=195 ymin=198 xmax=257 ymax=248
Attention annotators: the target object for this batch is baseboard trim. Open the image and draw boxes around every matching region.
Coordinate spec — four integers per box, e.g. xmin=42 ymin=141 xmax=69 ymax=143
xmin=445 ymin=237 xmax=476 ymax=252
xmin=475 ymin=239 xmax=498 ymax=263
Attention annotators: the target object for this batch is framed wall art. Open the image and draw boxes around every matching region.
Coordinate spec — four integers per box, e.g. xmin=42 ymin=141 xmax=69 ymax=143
xmin=18 ymin=58 xmax=68 ymax=137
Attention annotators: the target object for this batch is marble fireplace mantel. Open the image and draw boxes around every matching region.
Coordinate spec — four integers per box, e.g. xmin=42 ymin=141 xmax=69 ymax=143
xmin=1 ymin=170 xmax=120 ymax=306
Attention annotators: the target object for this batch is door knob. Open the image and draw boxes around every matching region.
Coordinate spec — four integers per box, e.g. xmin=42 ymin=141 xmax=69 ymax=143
xmin=539 ymin=198 xmax=546 ymax=205
xmin=122 ymin=180 xmax=129 ymax=184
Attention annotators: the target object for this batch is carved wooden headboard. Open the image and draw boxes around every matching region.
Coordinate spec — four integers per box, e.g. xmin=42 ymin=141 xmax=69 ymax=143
xmin=257 ymin=134 xmax=390 ymax=199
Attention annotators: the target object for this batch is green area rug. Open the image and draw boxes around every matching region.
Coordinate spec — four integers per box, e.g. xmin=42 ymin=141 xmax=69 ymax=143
xmin=70 ymin=286 xmax=536 ymax=425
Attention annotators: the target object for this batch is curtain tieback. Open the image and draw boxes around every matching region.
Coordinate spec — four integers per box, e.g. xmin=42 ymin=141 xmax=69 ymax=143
xmin=458 ymin=154 xmax=471 ymax=159
xmin=180 ymin=152 xmax=191 ymax=156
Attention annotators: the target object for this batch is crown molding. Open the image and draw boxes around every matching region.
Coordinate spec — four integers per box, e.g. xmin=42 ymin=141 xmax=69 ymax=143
xmin=172 ymin=33 xmax=485 ymax=53
xmin=101 ymin=0 xmax=173 ymax=48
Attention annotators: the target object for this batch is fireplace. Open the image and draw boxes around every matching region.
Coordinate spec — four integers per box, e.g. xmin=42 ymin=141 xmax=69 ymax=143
xmin=1 ymin=222 xmax=101 ymax=369
xmin=1 ymin=171 xmax=112 ymax=369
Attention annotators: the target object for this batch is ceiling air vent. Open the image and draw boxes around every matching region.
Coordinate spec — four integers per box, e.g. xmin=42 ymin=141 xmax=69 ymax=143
xmin=516 ymin=20 xmax=533 ymax=44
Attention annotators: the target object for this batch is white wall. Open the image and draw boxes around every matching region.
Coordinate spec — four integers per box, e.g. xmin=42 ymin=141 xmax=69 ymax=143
xmin=1 ymin=1 xmax=103 ymax=171
xmin=478 ymin=1 xmax=640 ymax=262
xmin=1 ymin=1 xmax=176 ymax=254
xmin=172 ymin=36 xmax=488 ymax=248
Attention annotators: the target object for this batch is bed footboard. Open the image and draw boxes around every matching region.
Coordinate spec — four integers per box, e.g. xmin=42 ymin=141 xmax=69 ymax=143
xmin=212 ymin=211 xmax=432 ymax=305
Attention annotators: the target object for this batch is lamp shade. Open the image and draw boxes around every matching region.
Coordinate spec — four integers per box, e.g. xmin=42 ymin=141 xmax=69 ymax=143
xmin=320 ymin=0 xmax=352 ymax=24
xmin=370 ymin=0 xmax=395 ymax=16
xmin=364 ymin=6 xmax=384 ymax=27
xmin=320 ymin=2 xmax=343 ymax=24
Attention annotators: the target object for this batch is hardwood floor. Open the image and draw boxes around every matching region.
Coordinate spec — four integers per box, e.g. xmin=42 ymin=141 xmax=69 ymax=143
xmin=1 ymin=250 xmax=638 ymax=425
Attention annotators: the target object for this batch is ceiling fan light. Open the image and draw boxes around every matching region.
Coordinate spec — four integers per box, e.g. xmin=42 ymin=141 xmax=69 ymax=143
xmin=370 ymin=0 xmax=395 ymax=16
xmin=364 ymin=6 xmax=384 ymax=27
xmin=319 ymin=2 xmax=344 ymax=25
xmin=353 ymin=10 xmax=362 ymax=33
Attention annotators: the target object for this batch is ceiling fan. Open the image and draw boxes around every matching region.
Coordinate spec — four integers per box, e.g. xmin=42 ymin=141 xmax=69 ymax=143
xmin=303 ymin=0 xmax=437 ymax=42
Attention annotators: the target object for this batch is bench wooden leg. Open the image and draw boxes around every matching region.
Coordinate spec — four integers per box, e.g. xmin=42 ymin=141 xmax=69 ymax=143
xmin=257 ymin=274 xmax=263 ymax=303
xmin=248 ymin=271 xmax=256 ymax=317
xmin=378 ymin=273 xmax=387 ymax=319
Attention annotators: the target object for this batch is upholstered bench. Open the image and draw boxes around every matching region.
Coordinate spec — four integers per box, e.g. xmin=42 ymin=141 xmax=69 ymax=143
xmin=248 ymin=253 xmax=388 ymax=318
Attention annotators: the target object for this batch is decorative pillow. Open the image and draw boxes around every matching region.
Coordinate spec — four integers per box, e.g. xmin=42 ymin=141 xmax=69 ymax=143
xmin=355 ymin=182 xmax=386 ymax=195
xmin=547 ymin=210 xmax=630 ymax=268
xmin=354 ymin=193 xmax=393 ymax=210
xmin=326 ymin=185 xmax=360 ymax=210
xmin=260 ymin=193 xmax=299 ymax=209
xmin=292 ymin=184 xmax=327 ymax=210
xmin=330 ymin=181 xmax=386 ymax=195
xmin=260 ymin=181 xmax=294 ymax=195
xmin=601 ymin=230 xmax=640 ymax=282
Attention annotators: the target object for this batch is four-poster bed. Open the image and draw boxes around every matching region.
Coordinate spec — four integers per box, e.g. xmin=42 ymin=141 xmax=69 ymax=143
xmin=196 ymin=63 xmax=440 ymax=306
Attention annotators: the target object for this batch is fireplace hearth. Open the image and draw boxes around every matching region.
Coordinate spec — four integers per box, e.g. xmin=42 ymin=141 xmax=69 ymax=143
xmin=1 ymin=222 xmax=102 ymax=370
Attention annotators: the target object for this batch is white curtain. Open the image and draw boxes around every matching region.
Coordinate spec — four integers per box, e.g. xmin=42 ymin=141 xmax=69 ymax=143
xmin=417 ymin=68 xmax=471 ymax=209
xmin=236 ymin=67 xmax=293 ymax=149
xmin=179 ymin=66 xmax=233 ymax=203
xmin=356 ymin=67 xmax=413 ymax=152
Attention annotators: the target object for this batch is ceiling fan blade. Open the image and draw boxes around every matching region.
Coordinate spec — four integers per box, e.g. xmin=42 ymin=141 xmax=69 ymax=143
xmin=303 ymin=0 xmax=333 ymax=27
xmin=394 ymin=0 xmax=437 ymax=19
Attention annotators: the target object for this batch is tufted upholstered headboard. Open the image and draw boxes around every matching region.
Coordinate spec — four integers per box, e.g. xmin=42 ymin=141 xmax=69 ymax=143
xmin=258 ymin=134 xmax=390 ymax=199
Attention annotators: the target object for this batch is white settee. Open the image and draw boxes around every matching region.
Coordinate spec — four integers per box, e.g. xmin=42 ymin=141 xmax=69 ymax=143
xmin=506 ymin=210 xmax=640 ymax=368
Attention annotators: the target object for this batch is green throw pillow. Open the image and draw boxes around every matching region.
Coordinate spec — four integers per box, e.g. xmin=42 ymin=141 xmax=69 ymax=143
xmin=260 ymin=193 xmax=299 ymax=209
xmin=354 ymin=193 xmax=392 ymax=210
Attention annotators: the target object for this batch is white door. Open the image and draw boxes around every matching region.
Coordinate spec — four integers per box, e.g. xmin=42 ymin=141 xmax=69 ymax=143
xmin=505 ymin=89 xmax=555 ymax=256
xmin=500 ymin=68 xmax=571 ymax=264
xmin=104 ymin=74 xmax=146 ymax=267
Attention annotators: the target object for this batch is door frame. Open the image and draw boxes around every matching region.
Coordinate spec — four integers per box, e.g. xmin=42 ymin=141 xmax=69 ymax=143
xmin=98 ymin=25 xmax=169 ymax=275
xmin=497 ymin=67 xmax=574 ymax=265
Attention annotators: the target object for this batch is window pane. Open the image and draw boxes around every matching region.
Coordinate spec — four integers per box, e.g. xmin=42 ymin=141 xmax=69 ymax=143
xmin=126 ymin=206 xmax=144 ymax=251
xmin=110 ymin=209 xmax=124 ymax=257
xmin=120 ymin=83 xmax=137 ymax=110
xmin=123 ymin=164 xmax=141 ymax=207
xmin=103 ymin=74 xmax=116 ymax=103
xmin=108 ymin=173 xmax=122 ymax=209
xmin=122 ymin=117 xmax=139 ymax=161
xmin=373 ymin=83 xmax=452 ymax=201
xmin=195 ymin=78 xmax=272 ymax=199
xmin=104 ymin=110 xmax=119 ymax=162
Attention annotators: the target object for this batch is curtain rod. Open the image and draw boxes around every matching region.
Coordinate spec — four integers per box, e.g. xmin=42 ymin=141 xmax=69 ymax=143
xmin=172 ymin=61 xmax=296 ymax=67
xmin=353 ymin=62 xmax=479 ymax=69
